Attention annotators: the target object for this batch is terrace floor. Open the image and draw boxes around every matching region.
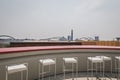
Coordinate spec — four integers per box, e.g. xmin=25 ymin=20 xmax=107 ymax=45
xmin=35 ymin=72 xmax=118 ymax=80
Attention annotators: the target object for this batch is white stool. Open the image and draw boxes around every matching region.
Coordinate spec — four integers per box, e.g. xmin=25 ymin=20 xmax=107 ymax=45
xmin=115 ymin=56 xmax=120 ymax=79
xmin=63 ymin=57 xmax=78 ymax=80
xmin=96 ymin=56 xmax=112 ymax=78
xmin=38 ymin=58 xmax=56 ymax=80
xmin=87 ymin=57 xmax=104 ymax=80
xmin=6 ymin=63 xmax=28 ymax=80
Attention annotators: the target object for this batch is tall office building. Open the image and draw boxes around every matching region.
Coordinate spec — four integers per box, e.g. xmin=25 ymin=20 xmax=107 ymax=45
xmin=71 ymin=29 xmax=73 ymax=41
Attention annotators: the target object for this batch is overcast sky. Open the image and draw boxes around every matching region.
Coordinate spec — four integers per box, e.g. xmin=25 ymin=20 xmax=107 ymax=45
xmin=0 ymin=0 xmax=120 ymax=40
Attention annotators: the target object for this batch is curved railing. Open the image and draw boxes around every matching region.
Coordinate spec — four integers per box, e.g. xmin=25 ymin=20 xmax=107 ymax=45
xmin=0 ymin=45 xmax=120 ymax=53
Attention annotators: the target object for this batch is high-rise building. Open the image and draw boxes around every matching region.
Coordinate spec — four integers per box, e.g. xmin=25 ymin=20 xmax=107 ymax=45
xmin=71 ymin=29 xmax=73 ymax=41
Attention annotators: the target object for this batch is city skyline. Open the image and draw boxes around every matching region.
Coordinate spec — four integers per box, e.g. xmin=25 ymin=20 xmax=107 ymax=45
xmin=0 ymin=0 xmax=120 ymax=40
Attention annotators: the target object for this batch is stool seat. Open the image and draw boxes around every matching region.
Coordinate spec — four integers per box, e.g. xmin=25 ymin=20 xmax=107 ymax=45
xmin=7 ymin=64 xmax=27 ymax=74
xmin=115 ymin=56 xmax=120 ymax=79
xmin=6 ymin=63 xmax=28 ymax=80
xmin=38 ymin=58 xmax=56 ymax=80
xmin=87 ymin=56 xmax=104 ymax=80
xmin=115 ymin=56 xmax=120 ymax=60
xmin=63 ymin=57 xmax=78 ymax=80
xmin=39 ymin=59 xmax=56 ymax=66
xmin=63 ymin=58 xmax=77 ymax=63
xmin=88 ymin=57 xmax=103 ymax=63
xmin=96 ymin=56 xmax=111 ymax=61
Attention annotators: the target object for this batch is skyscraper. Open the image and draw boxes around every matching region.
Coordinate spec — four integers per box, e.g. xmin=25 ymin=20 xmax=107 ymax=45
xmin=71 ymin=29 xmax=73 ymax=41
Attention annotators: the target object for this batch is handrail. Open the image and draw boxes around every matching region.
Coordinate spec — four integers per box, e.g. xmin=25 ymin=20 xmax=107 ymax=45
xmin=0 ymin=45 xmax=120 ymax=54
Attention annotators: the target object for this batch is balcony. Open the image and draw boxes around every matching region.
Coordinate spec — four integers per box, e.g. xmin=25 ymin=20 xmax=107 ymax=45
xmin=0 ymin=45 xmax=120 ymax=80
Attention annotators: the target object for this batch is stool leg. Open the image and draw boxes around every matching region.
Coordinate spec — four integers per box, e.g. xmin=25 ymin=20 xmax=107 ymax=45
xmin=111 ymin=59 xmax=112 ymax=76
xmin=6 ymin=70 xmax=8 ymax=80
xmin=92 ymin=62 xmax=93 ymax=80
xmin=42 ymin=65 xmax=44 ymax=80
xmin=87 ymin=59 xmax=89 ymax=80
xmin=100 ymin=62 xmax=103 ymax=79
xmin=21 ymin=71 xmax=23 ymax=80
xmin=76 ymin=62 xmax=78 ymax=80
xmin=96 ymin=62 xmax=97 ymax=80
xmin=72 ymin=63 xmax=74 ymax=80
xmin=63 ymin=61 xmax=65 ymax=80
xmin=100 ymin=62 xmax=101 ymax=77
xmin=117 ymin=59 xmax=118 ymax=80
xmin=49 ymin=65 xmax=50 ymax=80
xmin=116 ymin=60 xmax=119 ymax=80
xmin=26 ymin=68 xmax=28 ymax=80
xmin=39 ymin=63 xmax=40 ymax=80
xmin=55 ymin=62 xmax=56 ymax=79
xmin=115 ymin=58 xmax=117 ymax=79
xmin=118 ymin=60 xmax=120 ymax=80
xmin=103 ymin=61 xmax=104 ymax=80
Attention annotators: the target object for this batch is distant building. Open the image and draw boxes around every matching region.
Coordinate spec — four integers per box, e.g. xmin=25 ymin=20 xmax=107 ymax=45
xmin=39 ymin=36 xmax=67 ymax=42
xmin=95 ymin=36 xmax=99 ymax=41
xmin=59 ymin=36 xmax=67 ymax=41
xmin=116 ymin=37 xmax=120 ymax=41
xmin=71 ymin=29 xmax=73 ymax=41
xmin=67 ymin=35 xmax=71 ymax=41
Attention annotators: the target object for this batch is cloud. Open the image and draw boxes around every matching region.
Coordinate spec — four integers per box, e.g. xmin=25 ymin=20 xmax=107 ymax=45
xmin=75 ymin=0 xmax=104 ymax=12
xmin=87 ymin=0 xmax=104 ymax=10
